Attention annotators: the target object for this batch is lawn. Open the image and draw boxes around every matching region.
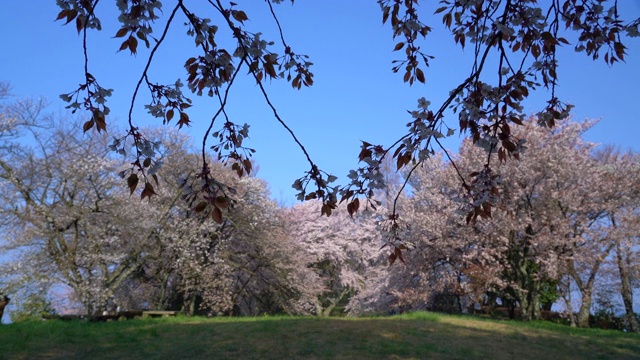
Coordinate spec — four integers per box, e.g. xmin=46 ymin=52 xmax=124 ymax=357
xmin=0 ymin=312 xmax=638 ymax=359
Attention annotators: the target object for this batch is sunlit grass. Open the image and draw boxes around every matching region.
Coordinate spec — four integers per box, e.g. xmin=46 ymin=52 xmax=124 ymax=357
xmin=0 ymin=312 xmax=637 ymax=359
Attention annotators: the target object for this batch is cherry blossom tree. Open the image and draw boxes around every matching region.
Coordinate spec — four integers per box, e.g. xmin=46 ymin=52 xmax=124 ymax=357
xmin=371 ymin=154 xmax=470 ymax=314
xmin=0 ymin=103 xmax=320 ymax=316
xmin=612 ymin=206 xmax=640 ymax=332
xmin=0 ymin=118 xmax=152 ymax=314
xmin=97 ymin=131 xmax=321 ymax=316
xmin=1 ymin=83 xmax=324 ymax=317
xmin=115 ymin=136 xmax=322 ymax=315
xmin=592 ymin=147 xmax=640 ymax=332
xmin=52 ymin=1 xmax=640 ymax=238
xmin=100 ymin=130 xmax=225 ymax=313
xmin=285 ymin=200 xmax=386 ymax=316
xmin=550 ymin=145 xmax=640 ymax=329
xmin=385 ymin=117 xmax=638 ymax=322
xmin=192 ymin=175 xmax=323 ymax=316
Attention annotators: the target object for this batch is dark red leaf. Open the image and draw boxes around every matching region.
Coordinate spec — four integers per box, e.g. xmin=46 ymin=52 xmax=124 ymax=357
xmin=114 ymin=28 xmax=128 ymax=38
xmin=194 ymin=201 xmax=208 ymax=212
xmin=93 ymin=112 xmax=106 ymax=133
xmin=403 ymin=71 xmax=411 ymax=83
xmin=243 ymin=159 xmax=252 ymax=175
xmin=211 ymin=206 xmax=223 ymax=223
xmin=128 ymin=35 xmax=138 ymax=54
xmin=83 ymin=119 xmax=94 ymax=132
xmin=347 ymin=198 xmax=360 ymax=216
xmin=214 ymin=196 xmax=229 ymax=210
xmin=382 ymin=6 xmax=390 ymax=24
xmin=56 ymin=9 xmax=68 ymax=21
xmin=127 ymin=174 xmax=139 ymax=195
xmin=65 ymin=9 xmax=78 ymax=24
xmin=434 ymin=6 xmax=447 ymax=14
xmin=140 ymin=182 xmax=156 ymax=200
xmin=231 ymin=10 xmax=248 ymax=24
xmin=178 ymin=112 xmax=190 ymax=128
xmin=75 ymin=15 xmax=84 ymax=33
xmin=396 ymin=247 xmax=406 ymax=265
xmin=415 ymin=68 xmax=425 ymax=83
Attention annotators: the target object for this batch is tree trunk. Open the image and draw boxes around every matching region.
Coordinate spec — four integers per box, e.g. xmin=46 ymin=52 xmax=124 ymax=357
xmin=530 ymin=293 xmax=542 ymax=321
xmin=187 ymin=295 xmax=197 ymax=316
xmin=518 ymin=294 xmax=531 ymax=321
xmin=576 ymin=290 xmax=592 ymax=328
xmin=566 ymin=299 xmax=576 ymax=327
xmin=616 ymin=242 xmax=639 ymax=333
xmin=518 ymin=290 xmax=542 ymax=321
xmin=506 ymin=228 xmax=544 ymax=322
xmin=567 ymin=242 xmax=613 ymax=329
xmin=319 ymin=288 xmax=349 ymax=317
xmin=0 ymin=296 xmax=9 ymax=323
xmin=158 ymin=271 xmax=171 ymax=309
xmin=559 ymin=276 xmax=576 ymax=327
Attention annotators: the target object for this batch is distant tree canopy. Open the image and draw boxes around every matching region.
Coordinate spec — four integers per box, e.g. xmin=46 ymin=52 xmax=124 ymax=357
xmin=1 ymin=86 xmax=638 ymax=329
xmin=53 ymin=1 xmax=639 ymax=251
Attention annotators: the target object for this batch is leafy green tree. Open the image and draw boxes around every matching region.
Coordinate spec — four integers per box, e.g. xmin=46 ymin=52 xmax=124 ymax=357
xmin=9 ymin=292 xmax=56 ymax=323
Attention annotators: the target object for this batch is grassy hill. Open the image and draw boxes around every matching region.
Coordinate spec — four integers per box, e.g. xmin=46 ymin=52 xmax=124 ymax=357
xmin=0 ymin=312 xmax=638 ymax=359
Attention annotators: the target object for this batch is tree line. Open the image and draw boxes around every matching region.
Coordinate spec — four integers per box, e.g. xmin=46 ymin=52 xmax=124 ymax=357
xmin=1 ymin=85 xmax=638 ymax=331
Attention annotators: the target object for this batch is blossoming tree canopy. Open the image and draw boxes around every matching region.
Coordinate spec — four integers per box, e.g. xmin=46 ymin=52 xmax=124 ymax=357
xmin=53 ymin=1 xmax=639 ymax=251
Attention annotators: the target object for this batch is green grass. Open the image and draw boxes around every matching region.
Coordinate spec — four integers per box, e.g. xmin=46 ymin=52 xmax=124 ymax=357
xmin=0 ymin=312 xmax=638 ymax=359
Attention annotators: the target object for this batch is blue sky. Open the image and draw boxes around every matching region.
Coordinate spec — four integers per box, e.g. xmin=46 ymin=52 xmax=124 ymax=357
xmin=1 ymin=1 xmax=639 ymax=204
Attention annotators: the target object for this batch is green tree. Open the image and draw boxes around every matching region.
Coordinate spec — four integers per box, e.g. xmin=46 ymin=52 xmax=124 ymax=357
xmin=9 ymin=292 xmax=56 ymax=323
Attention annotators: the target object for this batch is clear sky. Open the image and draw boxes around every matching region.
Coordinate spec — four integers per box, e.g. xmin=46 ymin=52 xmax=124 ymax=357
xmin=1 ymin=1 xmax=639 ymax=204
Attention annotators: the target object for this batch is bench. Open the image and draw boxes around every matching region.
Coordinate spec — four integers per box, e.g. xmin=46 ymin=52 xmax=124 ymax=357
xmin=43 ymin=310 xmax=180 ymax=321
xmin=141 ymin=310 xmax=180 ymax=318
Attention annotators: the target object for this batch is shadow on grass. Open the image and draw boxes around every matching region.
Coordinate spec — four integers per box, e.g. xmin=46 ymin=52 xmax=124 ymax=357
xmin=1 ymin=314 xmax=638 ymax=360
